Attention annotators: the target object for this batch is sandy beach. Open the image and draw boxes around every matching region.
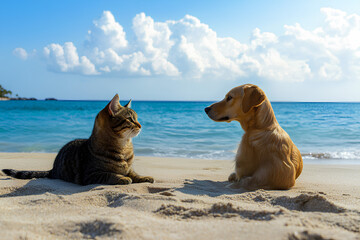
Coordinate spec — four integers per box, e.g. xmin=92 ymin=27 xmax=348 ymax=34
xmin=0 ymin=152 xmax=359 ymax=240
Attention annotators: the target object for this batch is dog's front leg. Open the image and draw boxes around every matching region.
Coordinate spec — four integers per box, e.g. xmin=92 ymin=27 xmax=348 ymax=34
xmin=228 ymin=172 xmax=238 ymax=182
xmin=228 ymin=159 xmax=247 ymax=182
xmin=228 ymin=166 xmax=245 ymax=182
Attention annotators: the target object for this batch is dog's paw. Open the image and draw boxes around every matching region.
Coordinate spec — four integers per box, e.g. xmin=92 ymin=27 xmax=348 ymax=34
xmin=228 ymin=172 xmax=238 ymax=182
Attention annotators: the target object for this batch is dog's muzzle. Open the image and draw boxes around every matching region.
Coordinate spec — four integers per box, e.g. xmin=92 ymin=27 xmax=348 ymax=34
xmin=219 ymin=116 xmax=229 ymax=121
xmin=205 ymin=106 xmax=230 ymax=122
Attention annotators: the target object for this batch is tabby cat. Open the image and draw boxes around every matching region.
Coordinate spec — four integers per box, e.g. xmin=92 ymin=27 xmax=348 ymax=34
xmin=2 ymin=94 xmax=154 ymax=185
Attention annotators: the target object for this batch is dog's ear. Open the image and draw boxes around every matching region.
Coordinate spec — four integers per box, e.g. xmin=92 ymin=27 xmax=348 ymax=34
xmin=242 ymin=86 xmax=266 ymax=113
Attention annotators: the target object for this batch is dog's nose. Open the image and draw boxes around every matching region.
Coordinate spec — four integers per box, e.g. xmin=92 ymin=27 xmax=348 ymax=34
xmin=204 ymin=107 xmax=211 ymax=114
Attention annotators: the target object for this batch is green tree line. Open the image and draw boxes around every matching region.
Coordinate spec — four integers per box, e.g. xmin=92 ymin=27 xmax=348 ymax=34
xmin=0 ymin=85 xmax=12 ymax=98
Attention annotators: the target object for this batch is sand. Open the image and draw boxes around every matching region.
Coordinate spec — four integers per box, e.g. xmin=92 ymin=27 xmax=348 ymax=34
xmin=0 ymin=152 xmax=359 ymax=240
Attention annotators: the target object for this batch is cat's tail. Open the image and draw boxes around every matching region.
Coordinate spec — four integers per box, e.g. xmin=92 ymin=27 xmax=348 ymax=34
xmin=2 ymin=169 xmax=50 ymax=179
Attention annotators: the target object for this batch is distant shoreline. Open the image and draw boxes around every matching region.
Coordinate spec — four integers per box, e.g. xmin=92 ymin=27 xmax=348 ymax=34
xmin=0 ymin=97 xmax=57 ymax=101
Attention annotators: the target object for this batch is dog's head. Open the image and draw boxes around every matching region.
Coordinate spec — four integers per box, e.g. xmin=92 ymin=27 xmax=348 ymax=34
xmin=204 ymin=84 xmax=266 ymax=122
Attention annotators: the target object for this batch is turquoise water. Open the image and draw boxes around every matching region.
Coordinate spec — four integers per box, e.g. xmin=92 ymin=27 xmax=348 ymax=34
xmin=1 ymin=101 xmax=360 ymax=163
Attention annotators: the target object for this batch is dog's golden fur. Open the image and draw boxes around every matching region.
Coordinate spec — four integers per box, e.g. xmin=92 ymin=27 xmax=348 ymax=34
xmin=205 ymin=84 xmax=303 ymax=190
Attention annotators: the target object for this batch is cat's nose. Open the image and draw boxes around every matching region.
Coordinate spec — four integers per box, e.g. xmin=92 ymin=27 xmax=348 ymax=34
xmin=135 ymin=122 xmax=142 ymax=128
xmin=204 ymin=107 xmax=211 ymax=114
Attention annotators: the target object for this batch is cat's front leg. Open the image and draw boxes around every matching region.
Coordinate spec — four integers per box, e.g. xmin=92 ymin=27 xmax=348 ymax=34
xmin=127 ymin=169 xmax=154 ymax=183
xmin=85 ymin=172 xmax=132 ymax=185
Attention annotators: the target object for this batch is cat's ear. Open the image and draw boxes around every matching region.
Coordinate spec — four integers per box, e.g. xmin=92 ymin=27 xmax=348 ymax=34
xmin=108 ymin=94 xmax=122 ymax=116
xmin=124 ymin=99 xmax=132 ymax=108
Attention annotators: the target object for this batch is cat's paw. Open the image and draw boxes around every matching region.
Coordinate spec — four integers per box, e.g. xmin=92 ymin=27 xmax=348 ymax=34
xmin=228 ymin=172 xmax=238 ymax=182
xmin=137 ymin=176 xmax=154 ymax=183
xmin=118 ymin=177 xmax=132 ymax=185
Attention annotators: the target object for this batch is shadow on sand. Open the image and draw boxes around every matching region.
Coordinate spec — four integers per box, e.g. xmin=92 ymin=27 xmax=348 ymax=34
xmin=0 ymin=177 xmax=251 ymax=198
xmin=0 ymin=177 xmax=101 ymax=198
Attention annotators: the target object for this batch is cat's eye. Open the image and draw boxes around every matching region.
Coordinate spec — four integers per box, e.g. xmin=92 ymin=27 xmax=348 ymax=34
xmin=226 ymin=95 xmax=232 ymax=102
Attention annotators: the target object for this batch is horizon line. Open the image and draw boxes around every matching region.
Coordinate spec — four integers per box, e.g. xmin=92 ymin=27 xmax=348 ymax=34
xmin=3 ymin=99 xmax=360 ymax=103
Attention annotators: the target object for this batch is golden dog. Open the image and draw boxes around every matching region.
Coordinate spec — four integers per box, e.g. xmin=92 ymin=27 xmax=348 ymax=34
xmin=205 ymin=84 xmax=303 ymax=190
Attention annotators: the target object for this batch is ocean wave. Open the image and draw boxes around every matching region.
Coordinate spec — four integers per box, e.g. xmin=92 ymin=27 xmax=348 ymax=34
xmin=302 ymin=151 xmax=360 ymax=160
xmin=137 ymin=148 xmax=360 ymax=161
xmin=135 ymin=147 xmax=234 ymax=160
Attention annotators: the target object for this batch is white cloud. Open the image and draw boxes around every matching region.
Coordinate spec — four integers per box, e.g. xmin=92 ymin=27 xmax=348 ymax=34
xmin=256 ymin=49 xmax=311 ymax=82
xmin=86 ymin=10 xmax=128 ymax=51
xmin=319 ymin=62 xmax=342 ymax=80
xmin=13 ymin=48 xmax=28 ymax=60
xmin=132 ymin=12 xmax=179 ymax=76
xmin=22 ymin=8 xmax=360 ymax=82
xmin=43 ymin=42 xmax=98 ymax=75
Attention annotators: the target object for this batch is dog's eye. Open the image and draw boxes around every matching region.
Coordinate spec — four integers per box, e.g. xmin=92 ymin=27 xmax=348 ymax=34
xmin=226 ymin=95 xmax=232 ymax=102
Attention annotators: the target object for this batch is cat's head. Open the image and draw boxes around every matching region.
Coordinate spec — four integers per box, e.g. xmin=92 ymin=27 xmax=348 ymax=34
xmin=95 ymin=94 xmax=141 ymax=139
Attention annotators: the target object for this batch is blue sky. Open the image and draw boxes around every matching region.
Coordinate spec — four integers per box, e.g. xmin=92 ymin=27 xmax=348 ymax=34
xmin=1 ymin=0 xmax=360 ymax=101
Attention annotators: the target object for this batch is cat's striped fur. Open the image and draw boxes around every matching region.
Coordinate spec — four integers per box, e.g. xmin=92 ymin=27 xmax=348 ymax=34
xmin=2 ymin=94 xmax=154 ymax=185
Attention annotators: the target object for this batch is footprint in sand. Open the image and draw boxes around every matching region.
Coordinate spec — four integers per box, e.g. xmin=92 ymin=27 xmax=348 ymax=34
xmin=155 ymin=202 xmax=282 ymax=220
xmin=147 ymin=186 xmax=175 ymax=196
xmin=74 ymin=220 xmax=122 ymax=239
xmin=288 ymin=230 xmax=330 ymax=240
xmin=271 ymin=194 xmax=345 ymax=213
